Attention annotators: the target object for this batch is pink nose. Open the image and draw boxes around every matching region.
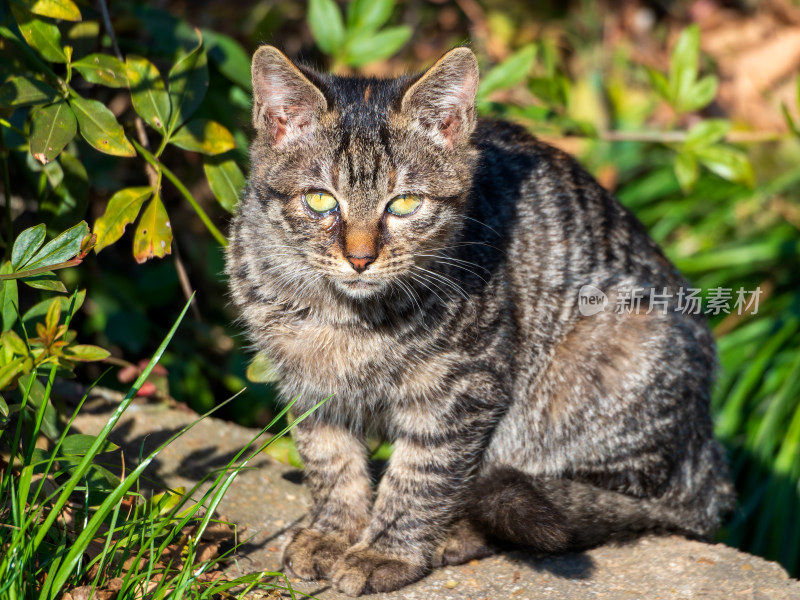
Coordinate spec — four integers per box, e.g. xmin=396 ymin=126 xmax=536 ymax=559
xmin=347 ymin=255 xmax=375 ymax=273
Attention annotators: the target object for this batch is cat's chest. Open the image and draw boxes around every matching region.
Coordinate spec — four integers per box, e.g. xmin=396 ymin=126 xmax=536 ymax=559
xmin=266 ymin=316 xmax=453 ymax=401
xmin=268 ymin=319 xmax=391 ymax=394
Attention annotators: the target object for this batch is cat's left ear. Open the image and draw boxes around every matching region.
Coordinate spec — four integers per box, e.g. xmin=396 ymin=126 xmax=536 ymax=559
xmin=401 ymin=47 xmax=479 ymax=149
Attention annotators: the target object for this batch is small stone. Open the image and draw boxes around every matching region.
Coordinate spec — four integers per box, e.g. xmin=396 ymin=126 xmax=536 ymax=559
xmin=444 ymin=580 xmax=458 ymax=589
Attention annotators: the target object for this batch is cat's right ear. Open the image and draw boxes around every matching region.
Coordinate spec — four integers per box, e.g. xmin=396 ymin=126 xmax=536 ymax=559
xmin=401 ymin=47 xmax=479 ymax=149
xmin=251 ymin=46 xmax=327 ymax=147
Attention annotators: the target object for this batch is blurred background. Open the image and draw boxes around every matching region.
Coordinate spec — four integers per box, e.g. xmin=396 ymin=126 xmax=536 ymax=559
xmin=2 ymin=0 xmax=800 ymax=579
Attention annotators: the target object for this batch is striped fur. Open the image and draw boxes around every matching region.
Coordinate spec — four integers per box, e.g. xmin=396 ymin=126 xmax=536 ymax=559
xmin=226 ymin=46 xmax=734 ymax=596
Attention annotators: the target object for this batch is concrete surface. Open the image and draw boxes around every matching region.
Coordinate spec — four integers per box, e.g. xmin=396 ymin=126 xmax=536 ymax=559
xmin=73 ymin=401 xmax=800 ymax=600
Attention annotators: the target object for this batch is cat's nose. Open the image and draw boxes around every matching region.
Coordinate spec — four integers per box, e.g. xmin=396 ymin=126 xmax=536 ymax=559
xmin=347 ymin=254 xmax=375 ymax=273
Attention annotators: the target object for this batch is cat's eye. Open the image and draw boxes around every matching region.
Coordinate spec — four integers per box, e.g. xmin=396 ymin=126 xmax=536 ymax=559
xmin=386 ymin=194 xmax=422 ymax=216
xmin=303 ymin=191 xmax=339 ymax=214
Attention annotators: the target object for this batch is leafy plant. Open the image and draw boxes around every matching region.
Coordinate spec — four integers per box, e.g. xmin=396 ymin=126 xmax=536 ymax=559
xmin=307 ymin=0 xmax=411 ymax=70
xmin=1 ymin=222 xmax=108 ymax=440
xmin=1 ymin=0 xmax=240 ymax=262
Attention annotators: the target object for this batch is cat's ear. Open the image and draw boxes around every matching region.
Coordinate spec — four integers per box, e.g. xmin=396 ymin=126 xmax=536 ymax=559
xmin=251 ymin=45 xmax=327 ymax=147
xmin=401 ymin=47 xmax=479 ymax=149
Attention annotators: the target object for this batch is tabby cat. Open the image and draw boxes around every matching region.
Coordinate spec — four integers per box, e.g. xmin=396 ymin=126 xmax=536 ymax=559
xmin=226 ymin=45 xmax=734 ymax=596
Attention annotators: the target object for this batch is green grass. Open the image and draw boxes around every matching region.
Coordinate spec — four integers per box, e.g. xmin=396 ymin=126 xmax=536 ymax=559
xmin=0 ymin=298 xmax=326 ymax=599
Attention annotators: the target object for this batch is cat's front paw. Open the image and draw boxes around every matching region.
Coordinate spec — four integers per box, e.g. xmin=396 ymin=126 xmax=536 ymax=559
xmin=331 ymin=545 xmax=427 ymax=596
xmin=283 ymin=528 xmax=349 ymax=580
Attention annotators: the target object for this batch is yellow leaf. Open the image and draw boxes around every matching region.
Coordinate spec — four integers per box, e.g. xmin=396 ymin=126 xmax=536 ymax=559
xmin=169 ymin=119 xmax=235 ymax=155
xmin=94 ymin=187 xmax=152 ymax=253
xmin=17 ymin=0 xmax=82 ymax=21
xmin=133 ymin=195 xmax=172 ymax=263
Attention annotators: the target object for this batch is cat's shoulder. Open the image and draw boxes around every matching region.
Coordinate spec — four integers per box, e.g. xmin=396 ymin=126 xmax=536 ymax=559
xmin=473 ymin=119 xmax=585 ymax=173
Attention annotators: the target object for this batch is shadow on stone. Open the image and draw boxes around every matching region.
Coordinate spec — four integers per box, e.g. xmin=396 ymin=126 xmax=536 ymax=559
xmin=282 ymin=469 xmax=304 ymax=485
xmin=506 ymin=549 xmax=596 ymax=580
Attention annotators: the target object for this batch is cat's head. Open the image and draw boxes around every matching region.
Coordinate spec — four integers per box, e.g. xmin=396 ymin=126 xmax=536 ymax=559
xmin=241 ymin=45 xmax=480 ymax=301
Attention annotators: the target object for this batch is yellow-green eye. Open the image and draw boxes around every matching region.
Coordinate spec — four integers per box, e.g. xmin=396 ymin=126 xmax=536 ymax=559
xmin=387 ymin=194 xmax=422 ymax=216
xmin=304 ymin=191 xmax=338 ymax=214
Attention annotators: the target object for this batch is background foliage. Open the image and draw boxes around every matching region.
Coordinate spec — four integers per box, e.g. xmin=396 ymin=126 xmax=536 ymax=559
xmin=1 ymin=0 xmax=799 ymax=593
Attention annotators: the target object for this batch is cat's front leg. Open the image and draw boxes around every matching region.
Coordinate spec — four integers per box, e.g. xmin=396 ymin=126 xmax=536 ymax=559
xmin=283 ymin=418 xmax=372 ymax=580
xmin=331 ymin=381 xmax=501 ymax=595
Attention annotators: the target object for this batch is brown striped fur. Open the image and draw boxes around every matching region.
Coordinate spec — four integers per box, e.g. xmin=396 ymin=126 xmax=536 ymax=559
xmin=226 ymin=46 xmax=734 ymax=596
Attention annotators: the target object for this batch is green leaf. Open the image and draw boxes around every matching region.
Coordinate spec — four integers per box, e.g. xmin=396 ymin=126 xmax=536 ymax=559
xmin=145 ymin=487 xmax=186 ymax=518
xmin=0 ymin=357 xmax=27 ymax=390
xmin=477 ymin=44 xmax=537 ymax=101
xmin=679 ymin=75 xmax=717 ymax=113
xmin=24 ymin=220 xmax=89 ymax=270
xmin=133 ymin=195 xmax=172 ymax=264
xmin=61 ymin=433 xmax=118 ymax=456
xmin=796 ymin=74 xmax=800 ymax=119
xmin=782 ymin=101 xmax=800 ymax=137
xmin=70 ymin=96 xmax=135 ymax=157
xmin=11 ymin=5 xmax=67 ymax=63
xmin=72 ymin=53 xmax=128 ymax=88
xmin=246 ymin=352 xmax=281 ymax=383
xmin=0 ymin=262 xmax=19 ymax=332
xmin=263 ymin=435 xmax=303 ymax=468
xmin=22 ymin=289 xmax=86 ymax=322
xmin=695 ymin=145 xmax=755 ymax=188
xmin=42 ymin=158 xmax=63 ymax=188
xmin=93 ymin=187 xmax=152 ymax=253
xmin=2 ymin=330 xmax=28 ymax=355
xmin=167 ymin=34 xmax=209 ymax=134
xmin=127 ymin=55 xmax=171 ymax=133
xmin=22 ymin=271 xmax=67 ymax=292
xmin=647 ymin=67 xmax=670 ymax=101
xmin=63 ymin=344 xmax=111 ymax=362
xmin=343 ymin=26 xmax=412 ymax=67
xmin=308 ymin=0 xmax=345 ymax=55
xmin=11 ymin=224 xmax=47 ymax=270
xmin=22 ymin=373 xmax=60 ymax=439
xmin=41 ymin=152 xmax=89 ymax=231
xmin=203 ymin=155 xmax=244 ymax=213
xmin=0 ymin=76 xmax=58 ymax=107
xmin=203 ymin=30 xmax=251 ymax=90
xmin=169 ymin=119 xmax=235 ymax=155
xmin=11 ymin=0 xmax=82 ymax=21
xmin=684 ymin=119 xmax=730 ymax=150
xmin=347 ymin=0 xmax=394 ymax=33
xmin=674 ymin=151 xmax=698 ymax=193
xmin=0 ymin=394 xmax=8 ymax=421
xmin=668 ymin=24 xmax=700 ymax=108
xmin=29 ymin=101 xmax=77 ymax=164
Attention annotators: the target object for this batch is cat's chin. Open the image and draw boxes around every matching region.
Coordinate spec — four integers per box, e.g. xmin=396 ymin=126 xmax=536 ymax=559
xmin=334 ymin=279 xmax=388 ymax=300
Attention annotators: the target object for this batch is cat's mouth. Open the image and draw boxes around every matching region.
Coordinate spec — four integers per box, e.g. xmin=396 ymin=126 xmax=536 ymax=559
xmin=343 ymin=280 xmax=376 ymax=289
xmin=336 ymin=278 xmax=386 ymax=298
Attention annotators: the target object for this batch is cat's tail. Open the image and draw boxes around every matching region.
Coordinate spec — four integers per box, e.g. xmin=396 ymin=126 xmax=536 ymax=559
xmin=468 ymin=466 xmax=729 ymax=551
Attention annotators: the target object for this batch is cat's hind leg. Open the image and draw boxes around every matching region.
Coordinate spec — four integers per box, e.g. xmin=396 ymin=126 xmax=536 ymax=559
xmin=431 ymin=518 xmax=497 ymax=567
xmin=465 ymin=466 xmax=696 ymax=552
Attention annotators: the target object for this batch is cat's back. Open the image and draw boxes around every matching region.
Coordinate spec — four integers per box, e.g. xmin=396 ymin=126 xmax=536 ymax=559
xmin=466 ymin=119 xmax=683 ymax=293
